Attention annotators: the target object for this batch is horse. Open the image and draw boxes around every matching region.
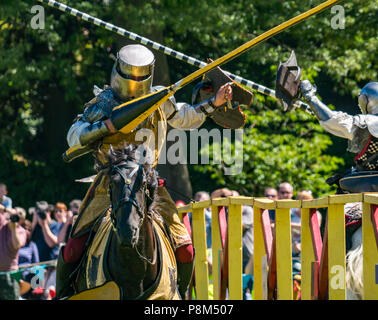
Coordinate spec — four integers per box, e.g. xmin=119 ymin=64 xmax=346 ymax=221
xmin=70 ymin=145 xmax=181 ymax=300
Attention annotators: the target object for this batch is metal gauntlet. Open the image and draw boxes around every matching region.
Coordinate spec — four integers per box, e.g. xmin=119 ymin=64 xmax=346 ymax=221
xmin=300 ymin=80 xmax=334 ymax=121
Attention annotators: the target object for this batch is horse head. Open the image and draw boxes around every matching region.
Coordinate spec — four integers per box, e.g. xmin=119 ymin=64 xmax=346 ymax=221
xmin=105 ymin=144 xmax=157 ymax=249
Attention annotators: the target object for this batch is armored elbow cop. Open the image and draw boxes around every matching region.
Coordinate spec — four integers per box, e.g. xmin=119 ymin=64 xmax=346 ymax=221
xmin=78 ymin=120 xmax=111 ymax=146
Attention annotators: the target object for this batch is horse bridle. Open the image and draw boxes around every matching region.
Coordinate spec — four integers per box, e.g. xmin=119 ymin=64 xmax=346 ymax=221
xmin=109 ymin=161 xmax=157 ymax=265
xmin=110 ymin=162 xmax=144 ymax=223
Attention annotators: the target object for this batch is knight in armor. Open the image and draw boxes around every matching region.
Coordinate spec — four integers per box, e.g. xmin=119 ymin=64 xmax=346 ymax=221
xmin=296 ymin=81 xmax=378 ymax=254
xmin=56 ymin=44 xmax=233 ymax=299
xmin=299 ymin=80 xmax=378 ymax=192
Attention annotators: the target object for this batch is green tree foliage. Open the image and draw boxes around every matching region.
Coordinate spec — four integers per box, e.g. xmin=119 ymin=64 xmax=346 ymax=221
xmin=0 ymin=0 xmax=376 ymax=206
xmin=187 ymin=0 xmax=377 ymax=198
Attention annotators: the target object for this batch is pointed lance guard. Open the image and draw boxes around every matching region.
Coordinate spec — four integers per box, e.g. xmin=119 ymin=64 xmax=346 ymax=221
xmin=62 ymin=0 xmax=345 ymax=162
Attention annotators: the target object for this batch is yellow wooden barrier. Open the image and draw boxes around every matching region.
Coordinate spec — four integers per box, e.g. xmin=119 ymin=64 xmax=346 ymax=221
xmin=228 ymin=199 xmax=244 ymax=300
xmin=276 ymin=200 xmax=300 ymax=299
xmin=327 ymin=202 xmax=346 ymax=299
xmin=300 ymin=196 xmax=328 ymax=300
xmin=176 ymin=193 xmax=378 ymax=300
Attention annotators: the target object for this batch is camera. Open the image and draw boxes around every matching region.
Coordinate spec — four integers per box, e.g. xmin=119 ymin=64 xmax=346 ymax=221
xmin=10 ymin=214 xmax=20 ymax=223
xmin=37 ymin=210 xmax=47 ymax=220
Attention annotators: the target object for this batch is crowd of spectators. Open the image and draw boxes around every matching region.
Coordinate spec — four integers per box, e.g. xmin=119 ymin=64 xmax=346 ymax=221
xmin=1 ymin=178 xmax=322 ymax=301
xmin=0 ymin=182 xmax=81 ymax=300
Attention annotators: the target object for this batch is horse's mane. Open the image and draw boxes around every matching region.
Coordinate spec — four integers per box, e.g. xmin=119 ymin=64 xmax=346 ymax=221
xmin=345 ymin=202 xmax=362 ymax=221
xmin=346 ymin=227 xmax=363 ymax=300
xmin=96 ymin=143 xmax=159 ymax=192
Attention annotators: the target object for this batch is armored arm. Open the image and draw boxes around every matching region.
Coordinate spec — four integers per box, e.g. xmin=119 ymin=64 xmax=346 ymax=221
xmin=299 ymin=80 xmax=334 ymax=121
xmin=66 ymin=88 xmax=119 ymax=148
xmin=300 ymin=80 xmax=357 ymax=141
xmin=66 ymin=118 xmax=115 ymax=147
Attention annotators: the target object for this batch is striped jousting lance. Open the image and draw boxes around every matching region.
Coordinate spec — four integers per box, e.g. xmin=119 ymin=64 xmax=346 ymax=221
xmin=59 ymin=0 xmax=344 ymax=162
xmin=37 ymin=0 xmax=310 ymax=111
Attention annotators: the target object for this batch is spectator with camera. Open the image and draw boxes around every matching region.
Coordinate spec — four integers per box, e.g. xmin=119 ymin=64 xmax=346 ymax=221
xmin=31 ymin=201 xmax=61 ymax=263
xmin=0 ymin=204 xmax=27 ymax=299
xmin=19 ymin=219 xmax=40 ymax=266
xmin=58 ymin=199 xmax=82 ymax=245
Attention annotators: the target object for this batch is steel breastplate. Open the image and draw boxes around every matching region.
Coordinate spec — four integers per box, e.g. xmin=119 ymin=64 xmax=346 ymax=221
xmin=97 ymin=105 xmax=166 ymax=167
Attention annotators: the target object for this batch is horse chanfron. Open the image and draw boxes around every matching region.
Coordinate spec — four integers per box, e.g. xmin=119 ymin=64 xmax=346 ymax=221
xmin=106 ymin=145 xmax=149 ymax=249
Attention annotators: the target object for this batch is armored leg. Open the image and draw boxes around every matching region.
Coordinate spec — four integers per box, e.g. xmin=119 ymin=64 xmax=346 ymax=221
xmin=149 ymin=186 xmax=192 ymax=248
xmin=176 ymin=256 xmax=195 ymax=300
xmin=55 ymin=246 xmax=79 ymax=300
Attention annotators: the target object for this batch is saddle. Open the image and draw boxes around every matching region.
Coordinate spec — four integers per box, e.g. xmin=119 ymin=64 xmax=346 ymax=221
xmin=339 ymin=171 xmax=378 ymax=193
xmin=69 ymin=212 xmax=180 ymax=300
xmin=327 ymin=169 xmax=378 ymax=193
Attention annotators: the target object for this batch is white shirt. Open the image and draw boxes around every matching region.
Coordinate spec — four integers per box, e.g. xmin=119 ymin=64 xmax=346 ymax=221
xmin=320 ymin=112 xmax=378 ymax=153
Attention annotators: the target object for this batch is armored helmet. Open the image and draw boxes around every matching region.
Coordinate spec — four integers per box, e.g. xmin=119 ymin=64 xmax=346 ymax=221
xmin=358 ymin=82 xmax=378 ymax=115
xmin=110 ymin=44 xmax=155 ymax=101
